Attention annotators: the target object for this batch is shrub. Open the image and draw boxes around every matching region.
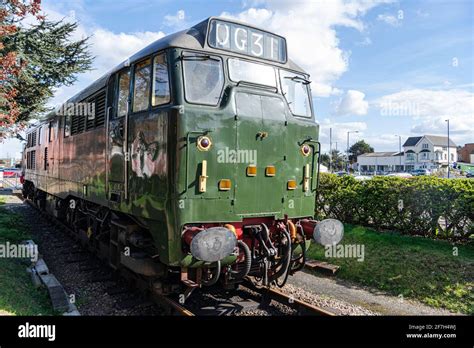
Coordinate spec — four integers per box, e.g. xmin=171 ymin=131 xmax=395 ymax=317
xmin=316 ymin=174 xmax=474 ymax=242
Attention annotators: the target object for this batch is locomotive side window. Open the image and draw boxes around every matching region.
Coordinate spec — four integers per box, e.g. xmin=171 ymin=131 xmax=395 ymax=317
xmin=279 ymin=70 xmax=312 ymax=118
xmin=117 ymin=70 xmax=130 ymax=117
xmin=152 ymin=53 xmax=170 ymax=106
xmin=182 ymin=53 xmax=224 ymax=106
xmin=133 ymin=58 xmax=151 ymax=112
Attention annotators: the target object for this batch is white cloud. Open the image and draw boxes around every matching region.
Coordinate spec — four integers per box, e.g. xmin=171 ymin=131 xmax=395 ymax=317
xmin=163 ymin=10 xmax=188 ymax=31
xmin=335 ymin=89 xmax=369 ymax=116
xmin=374 ymin=88 xmax=474 ymax=145
xmin=377 ymin=13 xmax=400 ymax=27
xmin=221 ymin=0 xmax=388 ymax=97
xmin=89 ymin=29 xmax=165 ymax=78
xmin=35 ymin=5 xmax=166 ymax=108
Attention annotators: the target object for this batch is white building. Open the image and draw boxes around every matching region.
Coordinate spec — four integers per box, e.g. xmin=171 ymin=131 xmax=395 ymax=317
xmin=403 ymin=135 xmax=457 ymax=172
xmin=358 ymin=152 xmax=404 ymax=173
xmin=356 ymin=135 xmax=457 ymax=173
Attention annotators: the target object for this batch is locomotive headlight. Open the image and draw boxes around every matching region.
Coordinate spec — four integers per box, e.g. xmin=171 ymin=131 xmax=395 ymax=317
xmin=197 ymin=136 xmax=212 ymax=151
xmin=300 ymin=144 xmax=311 ymax=157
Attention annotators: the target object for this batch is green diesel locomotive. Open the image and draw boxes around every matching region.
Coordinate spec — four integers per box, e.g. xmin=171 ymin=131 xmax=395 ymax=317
xmin=21 ymin=17 xmax=343 ymax=295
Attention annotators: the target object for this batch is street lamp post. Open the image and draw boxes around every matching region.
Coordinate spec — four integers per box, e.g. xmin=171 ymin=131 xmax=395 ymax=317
xmin=395 ymin=135 xmax=402 ymax=171
xmin=346 ymin=131 xmax=359 ymax=173
xmin=446 ymin=119 xmax=450 ymax=178
xmin=329 ymin=127 xmax=332 ymax=172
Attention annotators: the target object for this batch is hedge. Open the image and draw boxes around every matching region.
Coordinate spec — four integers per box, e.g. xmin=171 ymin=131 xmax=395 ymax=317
xmin=316 ymin=174 xmax=474 ymax=242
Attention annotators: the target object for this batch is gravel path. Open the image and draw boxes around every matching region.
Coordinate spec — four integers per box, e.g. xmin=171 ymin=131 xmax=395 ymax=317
xmin=288 ymin=270 xmax=458 ymax=315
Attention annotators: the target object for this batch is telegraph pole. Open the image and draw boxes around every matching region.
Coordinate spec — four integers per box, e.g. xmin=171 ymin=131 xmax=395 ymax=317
xmin=329 ymin=128 xmax=332 ymax=172
xmin=446 ymin=119 xmax=450 ymax=178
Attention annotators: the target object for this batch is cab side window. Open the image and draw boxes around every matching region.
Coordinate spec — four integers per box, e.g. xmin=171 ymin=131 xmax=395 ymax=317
xmin=152 ymin=53 xmax=170 ymax=106
xmin=117 ymin=70 xmax=130 ymax=117
xmin=133 ymin=59 xmax=151 ymax=112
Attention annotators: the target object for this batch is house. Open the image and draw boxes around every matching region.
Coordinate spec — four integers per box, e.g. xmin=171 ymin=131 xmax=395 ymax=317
xmin=403 ymin=135 xmax=457 ymax=172
xmin=458 ymin=143 xmax=474 ymax=164
xmin=358 ymin=152 xmax=404 ymax=173
xmin=356 ymin=135 xmax=457 ymax=173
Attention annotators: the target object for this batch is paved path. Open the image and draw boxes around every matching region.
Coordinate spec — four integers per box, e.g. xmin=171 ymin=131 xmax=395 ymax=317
xmin=289 ymin=270 xmax=458 ymax=315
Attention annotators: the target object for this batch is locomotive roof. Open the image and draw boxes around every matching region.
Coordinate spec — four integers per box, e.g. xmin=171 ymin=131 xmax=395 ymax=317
xmin=66 ymin=17 xmax=307 ymax=105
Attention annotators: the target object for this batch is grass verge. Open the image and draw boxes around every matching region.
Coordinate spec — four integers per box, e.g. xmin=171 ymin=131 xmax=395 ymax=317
xmin=306 ymin=224 xmax=474 ymax=314
xmin=0 ymin=196 xmax=53 ymax=315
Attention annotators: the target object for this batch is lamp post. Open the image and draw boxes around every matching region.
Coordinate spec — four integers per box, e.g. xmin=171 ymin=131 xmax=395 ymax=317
xmin=395 ymin=135 xmax=402 ymax=171
xmin=346 ymin=131 xmax=359 ymax=173
xmin=329 ymin=127 xmax=332 ymax=172
xmin=446 ymin=119 xmax=450 ymax=178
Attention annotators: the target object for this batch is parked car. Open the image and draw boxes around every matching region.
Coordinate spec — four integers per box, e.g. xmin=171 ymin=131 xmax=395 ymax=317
xmin=353 ymin=175 xmax=372 ymax=181
xmin=334 ymin=171 xmax=348 ymax=177
xmin=386 ymin=172 xmax=413 ymax=178
xmin=466 ymin=171 xmax=474 ymax=178
xmin=410 ymin=169 xmax=431 ymax=176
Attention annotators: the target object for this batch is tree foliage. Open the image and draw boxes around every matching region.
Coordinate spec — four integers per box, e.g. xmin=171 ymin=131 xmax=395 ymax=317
xmin=348 ymin=140 xmax=374 ymax=162
xmin=320 ymin=150 xmax=345 ymax=172
xmin=0 ymin=0 xmax=93 ymax=138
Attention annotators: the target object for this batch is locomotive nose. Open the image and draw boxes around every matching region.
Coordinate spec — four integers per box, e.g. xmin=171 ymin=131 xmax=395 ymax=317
xmin=189 ymin=227 xmax=237 ymax=262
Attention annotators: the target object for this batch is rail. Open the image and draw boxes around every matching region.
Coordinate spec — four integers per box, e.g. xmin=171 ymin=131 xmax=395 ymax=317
xmin=241 ymin=279 xmax=336 ymax=316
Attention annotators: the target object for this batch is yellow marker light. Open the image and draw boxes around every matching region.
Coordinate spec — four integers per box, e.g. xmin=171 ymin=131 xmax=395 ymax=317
xmin=287 ymin=179 xmax=297 ymax=190
xmin=219 ymin=179 xmax=232 ymax=191
xmin=246 ymin=165 xmax=257 ymax=177
xmin=265 ymin=165 xmax=276 ymax=177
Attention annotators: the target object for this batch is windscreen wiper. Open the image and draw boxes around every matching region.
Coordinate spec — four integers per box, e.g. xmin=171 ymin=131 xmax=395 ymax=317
xmin=181 ymin=54 xmax=220 ymax=62
xmin=285 ymin=75 xmax=311 ymax=85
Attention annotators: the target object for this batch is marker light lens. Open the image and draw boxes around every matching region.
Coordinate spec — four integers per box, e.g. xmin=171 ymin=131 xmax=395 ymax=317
xmin=301 ymin=144 xmax=311 ymax=156
xmin=287 ymin=179 xmax=297 ymax=190
xmin=265 ymin=166 xmax=276 ymax=176
xmin=246 ymin=165 xmax=257 ymax=177
xmin=219 ymin=179 xmax=232 ymax=191
xmin=197 ymin=136 xmax=212 ymax=151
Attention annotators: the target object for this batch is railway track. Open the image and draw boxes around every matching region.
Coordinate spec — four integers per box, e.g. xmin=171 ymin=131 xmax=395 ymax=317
xmin=17 ymin=193 xmax=336 ymax=317
xmin=240 ymin=279 xmax=336 ymax=316
xmin=20 ymin=195 xmax=192 ymax=316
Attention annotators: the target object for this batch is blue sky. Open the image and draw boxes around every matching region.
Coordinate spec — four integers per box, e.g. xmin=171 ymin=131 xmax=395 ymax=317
xmin=1 ymin=0 xmax=473 ymax=158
